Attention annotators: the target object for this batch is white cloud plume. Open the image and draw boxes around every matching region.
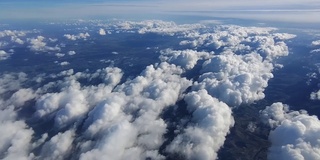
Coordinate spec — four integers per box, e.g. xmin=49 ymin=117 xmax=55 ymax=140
xmin=261 ymin=102 xmax=320 ymax=160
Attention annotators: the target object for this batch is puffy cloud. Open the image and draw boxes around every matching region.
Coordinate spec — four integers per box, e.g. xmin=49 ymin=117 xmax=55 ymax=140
xmin=0 ymin=72 xmax=28 ymax=95
xmin=28 ymin=36 xmax=61 ymax=52
xmin=64 ymin=32 xmax=90 ymax=41
xmin=311 ymin=40 xmax=320 ymax=46
xmin=0 ymin=106 xmax=34 ymax=160
xmin=193 ymin=51 xmax=274 ymax=106
xmin=55 ymin=53 xmax=65 ymax=58
xmin=159 ymin=49 xmax=212 ymax=70
xmin=60 ymin=61 xmax=70 ymax=66
xmin=34 ymin=67 xmax=124 ymax=129
xmin=0 ymin=50 xmax=11 ymax=60
xmin=166 ymin=90 xmax=234 ymax=160
xmin=80 ymin=62 xmax=191 ymax=160
xmin=39 ymin=130 xmax=75 ymax=160
xmin=98 ymin=28 xmax=106 ymax=35
xmin=0 ymin=20 xmax=299 ymax=159
xmin=310 ymin=90 xmax=320 ymax=100
xmin=68 ymin=50 xmax=76 ymax=55
xmin=261 ymin=102 xmax=320 ymax=160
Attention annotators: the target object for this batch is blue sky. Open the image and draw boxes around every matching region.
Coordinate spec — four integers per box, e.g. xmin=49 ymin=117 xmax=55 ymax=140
xmin=1 ymin=0 xmax=320 ymax=23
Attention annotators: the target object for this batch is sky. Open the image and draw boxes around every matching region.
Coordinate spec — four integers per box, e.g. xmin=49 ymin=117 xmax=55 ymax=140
xmin=0 ymin=0 xmax=320 ymax=23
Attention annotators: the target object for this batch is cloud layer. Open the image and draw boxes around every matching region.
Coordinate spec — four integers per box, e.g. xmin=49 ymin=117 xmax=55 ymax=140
xmin=0 ymin=19 xmax=303 ymax=160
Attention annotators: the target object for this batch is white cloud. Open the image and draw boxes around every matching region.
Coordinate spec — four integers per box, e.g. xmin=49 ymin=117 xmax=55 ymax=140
xmin=60 ymin=61 xmax=70 ymax=66
xmin=310 ymin=49 xmax=320 ymax=53
xmin=81 ymin=62 xmax=191 ymax=160
xmin=193 ymin=51 xmax=274 ymax=106
xmin=28 ymin=36 xmax=61 ymax=52
xmin=55 ymin=53 xmax=65 ymax=58
xmin=310 ymin=90 xmax=320 ymax=100
xmin=39 ymin=130 xmax=75 ymax=160
xmin=166 ymin=90 xmax=234 ymax=160
xmin=0 ymin=106 xmax=34 ymax=160
xmin=311 ymin=40 xmax=320 ymax=46
xmin=261 ymin=102 xmax=320 ymax=160
xmin=159 ymin=49 xmax=212 ymax=70
xmin=34 ymin=67 xmax=124 ymax=129
xmin=0 ymin=72 xmax=28 ymax=95
xmin=98 ymin=28 xmax=106 ymax=35
xmin=0 ymin=50 xmax=11 ymax=60
xmin=0 ymin=20 xmax=300 ymax=159
xmin=64 ymin=32 xmax=90 ymax=41
xmin=68 ymin=50 xmax=76 ymax=55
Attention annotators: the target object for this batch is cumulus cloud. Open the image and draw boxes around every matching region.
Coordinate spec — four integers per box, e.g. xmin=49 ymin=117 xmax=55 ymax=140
xmin=310 ymin=90 xmax=320 ymax=100
xmin=80 ymin=62 xmax=191 ymax=160
xmin=159 ymin=49 xmax=212 ymax=70
xmin=60 ymin=61 xmax=70 ymax=66
xmin=34 ymin=67 xmax=124 ymax=129
xmin=261 ymin=102 xmax=320 ymax=160
xmin=0 ymin=50 xmax=11 ymax=60
xmin=115 ymin=20 xmax=204 ymax=36
xmin=64 ymin=32 xmax=90 ymax=40
xmin=39 ymin=130 xmax=75 ymax=160
xmin=68 ymin=50 xmax=76 ymax=55
xmin=98 ymin=28 xmax=106 ymax=35
xmin=166 ymin=90 xmax=234 ymax=160
xmin=193 ymin=51 xmax=274 ymax=106
xmin=0 ymin=20 xmax=299 ymax=159
xmin=0 ymin=107 xmax=34 ymax=160
xmin=28 ymin=36 xmax=61 ymax=52
xmin=311 ymin=40 xmax=320 ymax=46
xmin=0 ymin=72 xmax=28 ymax=95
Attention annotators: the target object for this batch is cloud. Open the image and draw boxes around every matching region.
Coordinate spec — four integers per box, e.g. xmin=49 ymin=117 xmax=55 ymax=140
xmin=39 ymin=130 xmax=75 ymax=160
xmin=159 ymin=49 xmax=212 ymax=70
xmin=79 ymin=62 xmax=191 ymax=160
xmin=55 ymin=53 xmax=65 ymax=58
xmin=0 ymin=72 xmax=28 ymax=95
xmin=64 ymin=32 xmax=90 ymax=41
xmin=166 ymin=89 xmax=234 ymax=160
xmin=0 ymin=19 xmax=299 ymax=159
xmin=0 ymin=106 xmax=34 ymax=160
xmin=28 ymin=36 xmax=61 ymax=52
xmin=0 ymin=50 xmax=11 ymax=60
xmin=60 ymin=61 xmax=70 ymax=66
xmin=261 ymin=102 xmax=320 ymax=160
xmin=310 ymin=90 xmax=320 ymax=100
xmin=68 ymin=50 xmax=76 ymax=55
xmin=193 ymin=51 xmax=274 ymax=106
xmin=34 ymin=67 xmax=124 ymax=129
xmin=311 ymin=40 xmax=320 ymax=46
xmin=98 ymin=28 xmax=106 ymax=35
